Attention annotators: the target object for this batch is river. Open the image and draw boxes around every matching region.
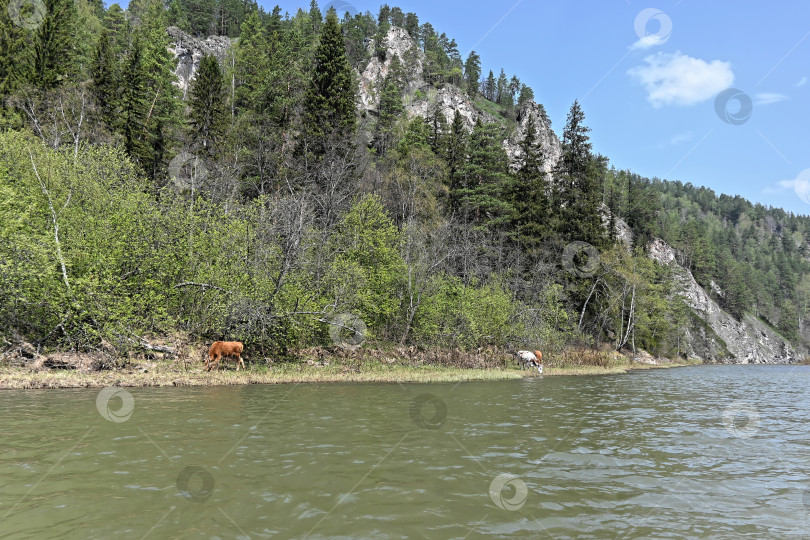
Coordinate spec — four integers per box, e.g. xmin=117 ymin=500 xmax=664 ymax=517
xmin=1 ymin=365 xmax=809 ymax=538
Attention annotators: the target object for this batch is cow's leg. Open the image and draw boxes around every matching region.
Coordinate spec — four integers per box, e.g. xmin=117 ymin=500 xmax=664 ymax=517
xmin=237 ymin=354 xmax=245 ymax=371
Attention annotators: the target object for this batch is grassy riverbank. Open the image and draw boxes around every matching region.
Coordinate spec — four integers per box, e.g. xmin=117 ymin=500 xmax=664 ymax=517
xmin=0 ymin=349 xmax=700 ymax=389
xmin=0 ymin=361 xmax=524 ymax=389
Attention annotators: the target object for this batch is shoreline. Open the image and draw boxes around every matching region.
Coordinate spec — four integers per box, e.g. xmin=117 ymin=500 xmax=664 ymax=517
xmin=0 ymin=358 xmax=700 ymax=390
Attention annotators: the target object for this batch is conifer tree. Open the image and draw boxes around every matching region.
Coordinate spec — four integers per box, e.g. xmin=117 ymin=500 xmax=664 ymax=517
xmin=0 ymin=0 xmax=29 ymax=102
xmin=508 ymin=114 xmax=551 ymax=254
xmin=518 ymin=84 xmax=534 ymax=108
xmin=427 ymin=107 xmax=447 ymax=155
xmin=120 ymin=35 xmax=150 ymax=167
xmin=136 ymin=0 xmax=182 ymax=178
xmin=456 ymin=120 xmax=514 ymax=229
xmin=181 ymin=0 xmax=215 ymax=35
xmin=555 ymin=100 xmax=608 ymax=247
xmin=92 ymin=29 xmax=119 ymax=128
xmin=376 ymin=56 xmax=404 ymax=155
xmin=302 ymin=11 xmax=356 ymax=157
xmin=496 ymin=69 xmax=509 ymax=106
xmin=32 ymin=0 xmax=77 ymax=89
xmin=463 ymin=51 xmax=481 ymax=96
xmin=484 ymin=70 xmax=495 ymax=101
xmin=262 ymin=28 xmax=303 ymax=128
xmin=445 ymin=110 xmax=466 ymax=211
xmin=403 ymin=12 xmax=419 ymax=36
xmin=233 ymin=11 xmax=268 ymax=113
xmin=167 ymin=0 xmax=189 ymax=31
xmin=189 ymin=54 xmax=227 ymax=149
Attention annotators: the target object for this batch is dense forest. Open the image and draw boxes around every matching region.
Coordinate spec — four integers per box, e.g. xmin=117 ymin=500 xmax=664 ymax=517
xmin=1 ymin=0 xmax=809 ymax=360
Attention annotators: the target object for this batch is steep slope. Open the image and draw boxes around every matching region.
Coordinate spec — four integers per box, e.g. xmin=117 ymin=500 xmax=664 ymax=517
xmin=167 ymin=26 xmax=233 ymax=98
xmin=166 ymin=25 xmax=562 ymax=170
xmin=356 ymin=26 xmax=562 ymax=172
xmin=649 ymin=238 xmax=798 ymax=364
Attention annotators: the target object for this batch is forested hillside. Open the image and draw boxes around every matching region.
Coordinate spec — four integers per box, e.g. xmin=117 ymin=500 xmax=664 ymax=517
xmin=1 ymin=0 xmax=809 ymax=361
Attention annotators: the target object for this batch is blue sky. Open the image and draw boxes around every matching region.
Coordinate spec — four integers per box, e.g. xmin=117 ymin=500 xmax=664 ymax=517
xmin=188 ymin=1 xmax=810 ymax=214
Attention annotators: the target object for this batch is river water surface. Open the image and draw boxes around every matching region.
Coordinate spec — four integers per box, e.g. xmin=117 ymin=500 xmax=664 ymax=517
xmin=1 ymin=365 xmax=809 ymax=539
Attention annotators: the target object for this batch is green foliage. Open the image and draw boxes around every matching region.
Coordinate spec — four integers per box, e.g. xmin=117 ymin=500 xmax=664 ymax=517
xmin=329 ymin=194 xmax=405 ymax=334
xmin=412 ymin=275 xmax=516 ymax=349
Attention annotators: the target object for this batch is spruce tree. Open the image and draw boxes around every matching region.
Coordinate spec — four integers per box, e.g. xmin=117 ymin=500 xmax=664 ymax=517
xmin=189 ymin=54 xmax=227 ymax=149
xmin=182 ymin=0 xmax=215 ymax=36
xmin=463 ymin=51 xmax=481 ymax=96
xmin=0 ymin=0 xmax=29 ymax=101
xmin=92 ymin=29 xmax=119 ymax=129
xmin=484 ymin=70 xmax=495 ymax=101
xmin=445 ymin=110 xmax=466 ymax=211
xmin=376 ymin=56 xmax=404 ymax=155
xmin=456 ymin=120 xmax=514 ymax=229
xmin=233 ymin=11 xmax=268 ymax=113
xmin=496 ymin=69 xmax=509 ymax=106
xmin=508 ymin=114 xmax=551 ymax=254
xmin=308 ymin=0 xmax=322 ymax=33
xmin=403 ymin=12 xmax=419 ymax=36
xmin=555 ymin=100 xmax=608 ymax=247
xmin=136 ymin=0 xmax=182 ymax=178
xmin=32 ymin=0 xmax=77 ymax=89
xmin=302 ymin=11 xmax=356 ymax=157
xmin=120 ymin=35 xmax=150 ymax=168
xmin=427 ymin=106 xmax=447 ymax=155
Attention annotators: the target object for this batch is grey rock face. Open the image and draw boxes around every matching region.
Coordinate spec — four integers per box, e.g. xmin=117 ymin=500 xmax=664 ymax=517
xmin=357 ymin=26 xmax=562 ymax=171
xmin=649 ymin=237 xmax=797 ymax=364
xmin=167 ymin=26 xmax=233 ymax=98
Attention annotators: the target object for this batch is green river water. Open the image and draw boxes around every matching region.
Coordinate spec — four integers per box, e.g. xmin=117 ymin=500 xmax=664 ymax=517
xmin=1 ymin=364 xmax=809 ymax=539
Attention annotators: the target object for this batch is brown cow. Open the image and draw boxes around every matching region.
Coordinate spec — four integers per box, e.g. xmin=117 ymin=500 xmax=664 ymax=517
xmin=205 ymin=341 xmax=245 ymax=371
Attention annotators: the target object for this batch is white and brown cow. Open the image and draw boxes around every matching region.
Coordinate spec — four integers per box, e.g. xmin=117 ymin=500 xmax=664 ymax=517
xmin=516 ymin=350 xmax=543 ymax=373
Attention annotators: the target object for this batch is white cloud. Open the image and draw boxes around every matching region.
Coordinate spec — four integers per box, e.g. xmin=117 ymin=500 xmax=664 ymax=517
xmin=797 ymin=76 xmax=807 ymax=88
xmin=762 ymin=179 xmax=796 ymax=194
xmin=630 ymin=35 xmax=666 ymax=51
xmin=627 ymin=52 xmax=734 ymax=107
xmin=659 ymin=130 xmax=693 ymax=148
xmin=669 ymin=130 xmax=693 ymax=145
xmin=755 ymin=92 xmax=788 ymax=105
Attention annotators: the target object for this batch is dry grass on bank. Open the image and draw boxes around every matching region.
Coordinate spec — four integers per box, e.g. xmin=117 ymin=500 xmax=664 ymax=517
xmin=0 ymin=339 xmax=700 ymax=390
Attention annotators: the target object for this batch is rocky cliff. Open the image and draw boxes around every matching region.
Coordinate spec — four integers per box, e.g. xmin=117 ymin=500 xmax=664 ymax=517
xmin=167 ymin=26 xmax=233 ymax=98
xmin=648 ymin=238 xmax=799 ymax=364
xmin=166 ymin=25 xmax=562 ymax=170
xmin=356 ymin=26 xmax=561 ymax=172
